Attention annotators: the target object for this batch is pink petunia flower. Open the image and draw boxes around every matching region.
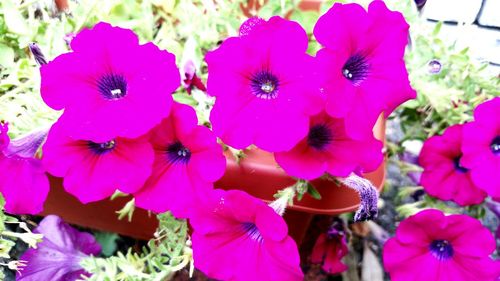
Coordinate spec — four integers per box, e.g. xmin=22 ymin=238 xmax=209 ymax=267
xmin=206 ymin=16 xmax=323 ymax=152
xmin=41 ymin=22 xmax=180 ymax=142
xmin=419 ymin=124 xmax=486 ymax=206
xmin=311 ymin=218 xmax=348 ymax=274
xmin=18 ymin=215 xmax=101 ymax=281
xmin=190 ymin=189 xmax=303 ymax=281
xmin=461 ymin=97 xmax=500 ymax=199
xmin=133 ymin=103 xmax=226 ymax=218
xmin=384 ymin=209 xmax=500 ymax=281
xmin=42 ymin=122 xmax=154 ymax=204
xmin=313 ymin=1 xmax=416 ymax=139
xmin=274 ymin=111 xmax=383 ymax=180
xmin=0 ymin=123 xmax=49 ymax=214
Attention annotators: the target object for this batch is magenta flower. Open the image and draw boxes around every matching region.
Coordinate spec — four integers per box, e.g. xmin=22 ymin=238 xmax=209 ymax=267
xmin=206 ymin=16 xmax=323 ymax=152
xmin=17 ymin=215 xmax=101 ymax=281
xmin=133 ymin=103 xmax=226 ymax=218
xmin=42 ymin=122 xmax=154 ymax=203
xmin=419 ymin=124 xmax=486 ymax=206
xmin=313 ymin=1 xmax=416 ymax=139
xmin=41 ymin=22 xmax=180 ymax=142
xmin=310 ymin=218 xmax=348 ymax=274
xmin=190 ymin=189 xmax=303 ymax=281
xmin=384 ymin=209 xmax=500 ymax=281
xmin=182 ymin=60 xmax=206 ymax=94
xmin=275 ymin=111 xmax=383 ymax=180
xmin=0 ymin=123 xmax=49 ymax=215
xmin=461 ymin=97 xmax=500 ymax=199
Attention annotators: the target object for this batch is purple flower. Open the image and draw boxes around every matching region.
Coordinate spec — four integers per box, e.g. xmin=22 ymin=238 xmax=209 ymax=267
xmin=419 ymin=124 xmax=486 ymax=206
xmin=310 ymin=218 xmax=348 ymax=274
xmin=206 ymin=16 xmax=323 ymax=152
xmin=384 ymin=209 xmax=500 ymax=281
xmin=0 ymin=123 xmax=49 ymax=215
xmin=313 ymin=1 xmax=416 ymax=140
xmin=190 ymin=189 xmax=303 ymax=281
xmin=133 ymin=103 xmax=226 ymax=218
xmin=17 ymin=215 xmax=101 ymax=281
xmin=461 ymin=97 xmax=500 ymax=200
xmin=40 ymin=22 xmax=180 ymax=142
xmin=274 ymin=111 xmax=383 ymax=180
xmin=42 ymin=122 xmax=154 ymax=204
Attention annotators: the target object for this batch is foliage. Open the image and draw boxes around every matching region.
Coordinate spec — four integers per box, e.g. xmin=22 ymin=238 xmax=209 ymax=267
xmin=80 ymin=212 xmax=191 ymax=281
xmin=0 ymin=195 xmax=43 ymax=278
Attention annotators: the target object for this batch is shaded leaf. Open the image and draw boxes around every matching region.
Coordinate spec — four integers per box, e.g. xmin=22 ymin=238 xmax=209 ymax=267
xmin=0 ymin=43 xmax=15 ymax=68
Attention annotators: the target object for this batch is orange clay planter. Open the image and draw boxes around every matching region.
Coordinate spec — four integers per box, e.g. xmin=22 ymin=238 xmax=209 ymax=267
xmin=41 ymin=116 xmax=385 ymax=243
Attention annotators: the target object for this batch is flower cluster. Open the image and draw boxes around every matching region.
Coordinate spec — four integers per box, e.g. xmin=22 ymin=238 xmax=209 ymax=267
xmin=38 ymin=23 xmax=226 ymax=220
xmin=419 ymin=97 xmax=500 ymax=205
xmin=1 ymin=1 xmax=417 ymax=280
xmin=207 ymin=0 xmax=414 ymax=181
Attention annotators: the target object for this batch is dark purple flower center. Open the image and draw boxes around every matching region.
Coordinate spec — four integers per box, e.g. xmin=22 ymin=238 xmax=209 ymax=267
xmin=453 ymin=156 xmax=468 ymax=173
xmin=307 ymin=124 xmax=332 ymax=150
xmin=88 ymin=140 xmax=116 ymax=155
xmin=250 ymin=70 xmax=279 ymax=99
xmin=166 ymin=141 xmax=191 ymax=164
xmin=342 ymin=54 xmax=369 ymax=85
xmin=490 ymin=136 xmax=500 ymax=155
xmin=97 ymin=73 xmax=127 ymax=100
xmin=429 ymin=240 xmax=453 ymax=260
xmin=242 ymin=222 xmax=263 ymax=242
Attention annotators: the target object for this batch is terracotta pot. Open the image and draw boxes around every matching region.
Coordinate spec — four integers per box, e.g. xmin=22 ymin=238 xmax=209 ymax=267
xmin=55 ymin=0 xmax=69 ymax=11
xmin=241 ymin=0 xmax=324 ymax=17
xmin=41 ymin=116 xmax=385 ymax=242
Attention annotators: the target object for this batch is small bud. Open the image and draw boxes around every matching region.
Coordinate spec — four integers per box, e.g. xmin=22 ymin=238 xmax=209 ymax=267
xmin=414 ymin=0 xmax=427 ymax=10
xmin=28 ymin=43 xmax=47 ymax=66
xmin=427 ymin=59 xmax=442 ymax=74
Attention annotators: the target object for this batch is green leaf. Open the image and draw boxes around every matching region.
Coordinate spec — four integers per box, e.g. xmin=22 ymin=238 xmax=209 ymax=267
xmin=290 ymin=11 xmax=319 ymax=35
xmin=432 ymin=21 xmax=442 ymax=36
xmin=307 ymin=184 xmax=322 ymax=200
xmin=173 ymin=92 xmax=198 ymax=106
xmin=2 ymin=0 xmax=29 ymax=35
xmin=94 ymin=231 xmax=120 ymax=257
xmin=0 ymin=43 xmax=15 ymax=68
